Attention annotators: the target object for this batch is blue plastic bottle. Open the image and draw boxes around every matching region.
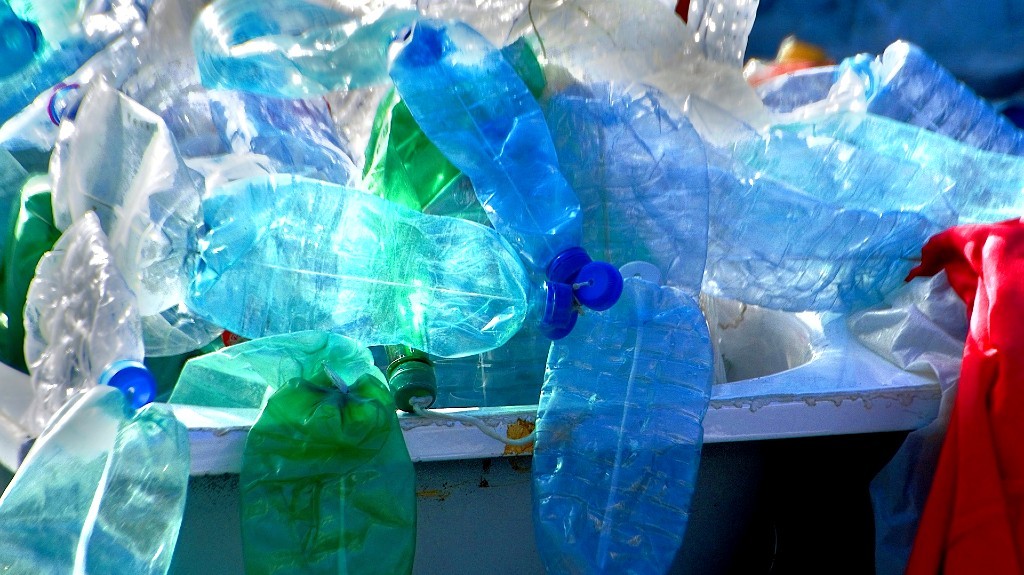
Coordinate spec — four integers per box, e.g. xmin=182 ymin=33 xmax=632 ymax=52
xmin=843 ymin=41 xmax=1024 ymax=155
xmin=544 ymin=82 xmax=710 ymax=293
xmin=0 ymin=0 xmax=146 ymax=125
xmin=776 ymin=112 xmax=1024 ymax=225
xmin=189 ymin=174 xmax=577 ymax=357
xmin=389 ymin=20 xmax=623 ymax=320
xmin=533 ymin=277 xmax=714 ymax=574
xmin=704 ymin=116 xmax=956 ymax=312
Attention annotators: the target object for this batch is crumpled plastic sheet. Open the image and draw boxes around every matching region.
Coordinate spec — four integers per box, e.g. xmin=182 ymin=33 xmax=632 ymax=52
xmin=23 ymin=212 xmax=144 ymax=435
xmin=0 ymin=386 xmax=189 ymax=575
xmin=847 ymin=271 xmax=967 ymax=575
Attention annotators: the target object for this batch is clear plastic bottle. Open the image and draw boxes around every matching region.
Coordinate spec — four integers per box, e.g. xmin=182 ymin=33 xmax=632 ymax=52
xmin=389 ymin=20 xmax=623 ymax=318
xmin=192 ymin=0 xmax=416 ymax=98
xmin=533 ymin=277 xmax=714 ymax=574
xmin=0 ymin=385 xmax=189 ymax=575
xmin=188 ymin=174 xmax=578 ymax=358
xmin=49 ymin=78 xmax=222 ymax=356
xmin=23 ymin=212 xmax=157 ymax=435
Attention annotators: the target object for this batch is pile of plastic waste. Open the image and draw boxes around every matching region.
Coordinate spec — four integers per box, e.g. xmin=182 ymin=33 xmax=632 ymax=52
xmin=0 ymin=0 xmax=1021 ymax=573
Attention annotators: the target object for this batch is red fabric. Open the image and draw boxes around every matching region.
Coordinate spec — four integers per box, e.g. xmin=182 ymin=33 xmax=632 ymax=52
xmin=904 ymin=219 xmax=1024 ymax=574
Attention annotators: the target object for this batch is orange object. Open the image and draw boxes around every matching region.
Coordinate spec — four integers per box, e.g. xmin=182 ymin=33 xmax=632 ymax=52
xmin=744 ymin=35 xmax=834 ymax=86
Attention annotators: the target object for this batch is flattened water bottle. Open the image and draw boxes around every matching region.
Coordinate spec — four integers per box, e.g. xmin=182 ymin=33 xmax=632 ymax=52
xmin=534 ymin=277 xmax=714 ymax=574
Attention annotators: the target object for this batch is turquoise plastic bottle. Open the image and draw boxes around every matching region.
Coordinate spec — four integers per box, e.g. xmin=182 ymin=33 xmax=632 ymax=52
xmin=0 ymin=386 xmax=189 ymax=575
xmin=188 ymin=174 xmax=578 ymax=357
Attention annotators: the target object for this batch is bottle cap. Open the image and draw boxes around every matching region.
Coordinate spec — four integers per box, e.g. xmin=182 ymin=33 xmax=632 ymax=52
xmin=619 ymin=260 xmax=662 ymax=285
xmin=574 ymin=261 xmax=623 ymax=311
xmin=99 ymin=360 xmax=157 ymax=409
xmin=386 ymin=359 xmax=437 ymax=413
xmin=0 ymin=17 xmax=39 ymax=78
xmin=546 ymin=247 xmax=592 ymax=283
xmin=539 ymin=281 xmax=578 ymax=339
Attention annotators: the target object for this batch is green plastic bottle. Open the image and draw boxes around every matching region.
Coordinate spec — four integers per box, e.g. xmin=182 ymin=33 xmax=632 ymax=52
xmin=0 ymin=175 xmax=59 ymax=372
xmin=241 ymin=367 xmax=415 ymax=575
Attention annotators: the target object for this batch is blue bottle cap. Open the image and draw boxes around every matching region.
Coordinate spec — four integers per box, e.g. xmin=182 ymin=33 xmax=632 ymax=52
xmin=0 ymin=17 xmax=39 ymax=78
xmin=99 ymin=360 xmax=157 ymax=409
xmin=546 ymin=247 xmax=592 ymax=284
xmin=574 ymin=261 xmax=624 ymax=311
xmin=539 ymin=281 xmax=578 ymax=339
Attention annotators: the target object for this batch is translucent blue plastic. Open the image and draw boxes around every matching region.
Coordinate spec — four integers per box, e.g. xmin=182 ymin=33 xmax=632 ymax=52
xmin=778 ymin=112 xmax=1024 ymax=225
xmin=0 ymin=386 xmax=189 ymax=575
xmin=544 ymin=83 xmax=710 ymax=293
xmin=389 ymin=20 xmax=583 ymax=275
xmin=704 ymin=120 xmax=955 ymax=312
xmin=189 ymin=174 xmax=532 ymax=358
xmin=0 ymin=0 xmax=146 ymax=125
xmin=207 ymin=90 xmax=358 ymax=185
xmin=0 ymin=3 xmax=38 ymax=78
xmin=845 ymin=42 xmax=1024 ymax=155
xmin=192 ymin=0 xmax=415 ymax=98
xmin=533 ymin=278 xmax=714 ymax=574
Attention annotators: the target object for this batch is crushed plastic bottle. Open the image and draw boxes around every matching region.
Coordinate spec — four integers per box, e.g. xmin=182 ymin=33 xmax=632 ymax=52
xmin=533 ymin=277 xmax=714 ymax=575
xmin=192 ymin=0 xmax=416 ymax=98
xmin=188 ymin=174 xmax=560 ymax=357
xmin=23 ymin=212 xmax=156 ymax=435
xmin=703 ymin=111 xmax=957 ymax=312
xmin=842 ymin=42 xmax=1024 ymax=155
xmin=0 ymin=385 xmax=189 ymax=575
xmin=241 ymin=365 xmax=415 ymax=575
xmin=49 ymin=78 xmax=221 ymax=355
xmin=777 ymin=112 xmax=1024 ymax=224
xmin=170 ymin=331 xmax=382 ymax=409
xmin=389 ymin=20 xmax=622 ymax=320
xmin=0 ymin=174 xmax=60 ymax=372
xmin=544 ymin=82 xmax=710 ymax=293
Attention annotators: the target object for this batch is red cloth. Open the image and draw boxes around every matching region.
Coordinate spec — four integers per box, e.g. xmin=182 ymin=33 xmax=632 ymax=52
xmin=904 ymin=219 xmax=1024 ymax=574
